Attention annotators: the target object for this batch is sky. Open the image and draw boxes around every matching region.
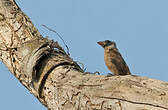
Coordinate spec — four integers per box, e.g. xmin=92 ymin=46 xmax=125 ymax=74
xmin=0 ymin=0 xmax=168 ymax=109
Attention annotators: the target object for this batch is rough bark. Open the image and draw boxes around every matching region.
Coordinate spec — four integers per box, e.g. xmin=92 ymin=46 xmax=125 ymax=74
xmin=0 ymin=0 xmax=168 ymax=110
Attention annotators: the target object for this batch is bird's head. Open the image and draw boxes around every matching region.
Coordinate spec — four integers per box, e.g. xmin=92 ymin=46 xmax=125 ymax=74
xmin=97 ymin=40 xmax=117 ymax=49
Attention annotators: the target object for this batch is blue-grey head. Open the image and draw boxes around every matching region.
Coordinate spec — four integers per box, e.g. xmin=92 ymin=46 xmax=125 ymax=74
xmin=97 ymin=40 xmax=117 ymax=49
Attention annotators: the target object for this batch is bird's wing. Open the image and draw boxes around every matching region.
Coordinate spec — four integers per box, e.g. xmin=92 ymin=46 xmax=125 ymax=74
xmin=110 ymin=49 xmax=130 ymax=75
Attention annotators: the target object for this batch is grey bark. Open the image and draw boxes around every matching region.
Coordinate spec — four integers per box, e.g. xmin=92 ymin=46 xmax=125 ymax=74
xmin=0 ymin=0 xmax=168 ymax=110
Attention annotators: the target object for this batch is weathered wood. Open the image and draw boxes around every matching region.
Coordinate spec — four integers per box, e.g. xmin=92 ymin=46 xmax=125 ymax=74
xmin=0 ymin=0 xmax=168 ymax=110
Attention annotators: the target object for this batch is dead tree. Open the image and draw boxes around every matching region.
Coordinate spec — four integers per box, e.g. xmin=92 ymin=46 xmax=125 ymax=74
xmin=0 ymin=0 xmax=168 ymax=110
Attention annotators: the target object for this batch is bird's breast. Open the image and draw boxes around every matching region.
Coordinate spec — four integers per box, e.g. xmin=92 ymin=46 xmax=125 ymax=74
xmin=104 ymin=50 xmax=118 ymax=74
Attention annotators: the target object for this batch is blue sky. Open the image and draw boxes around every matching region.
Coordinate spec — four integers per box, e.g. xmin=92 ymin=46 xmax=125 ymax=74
xmin=1 ymin=0 xmax=168 ymax=109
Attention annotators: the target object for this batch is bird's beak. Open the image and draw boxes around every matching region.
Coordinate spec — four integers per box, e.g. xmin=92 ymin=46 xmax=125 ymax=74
xmin=97 ymin=41 xmax=104 ymax=46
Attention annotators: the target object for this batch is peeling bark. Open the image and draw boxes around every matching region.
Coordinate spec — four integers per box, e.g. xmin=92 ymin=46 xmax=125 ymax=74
xmin=0 ymin=0 xmax=168 ymax=110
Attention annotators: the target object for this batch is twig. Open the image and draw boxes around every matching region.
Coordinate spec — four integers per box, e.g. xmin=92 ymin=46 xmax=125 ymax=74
xmin=42 ymin=24 xmax=70 ymax=56
xmin=75 ymin=61 xmax=86 ymax=72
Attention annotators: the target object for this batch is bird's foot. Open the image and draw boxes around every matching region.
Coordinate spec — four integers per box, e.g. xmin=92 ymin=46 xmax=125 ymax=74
xmin=106 ymin=73 xmax=114 ymax=77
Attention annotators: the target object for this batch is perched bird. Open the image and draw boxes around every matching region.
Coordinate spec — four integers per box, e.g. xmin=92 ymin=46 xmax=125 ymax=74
xmin=97 ymin=40 xmax=131 ymax=75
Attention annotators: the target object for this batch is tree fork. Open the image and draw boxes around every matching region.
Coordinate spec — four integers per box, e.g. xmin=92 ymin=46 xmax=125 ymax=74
xmin=0 ymin=0 xmax=168 ymax=110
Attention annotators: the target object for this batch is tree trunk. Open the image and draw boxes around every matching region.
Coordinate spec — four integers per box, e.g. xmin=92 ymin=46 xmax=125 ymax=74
xmin=0 ymin=0 xmax=168 ymax=110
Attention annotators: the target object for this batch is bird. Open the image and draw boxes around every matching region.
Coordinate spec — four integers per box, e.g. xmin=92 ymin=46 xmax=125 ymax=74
xmin=97 ymin=40 xmax=131 ymax=75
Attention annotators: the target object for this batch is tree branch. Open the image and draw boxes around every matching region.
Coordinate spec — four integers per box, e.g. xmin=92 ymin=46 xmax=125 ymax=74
xmin=0 ymin=0 xmax=168 ymax=110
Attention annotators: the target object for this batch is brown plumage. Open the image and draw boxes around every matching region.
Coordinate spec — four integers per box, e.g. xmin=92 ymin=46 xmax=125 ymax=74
xmin=97 ymin=40 xmax=131 ymax=75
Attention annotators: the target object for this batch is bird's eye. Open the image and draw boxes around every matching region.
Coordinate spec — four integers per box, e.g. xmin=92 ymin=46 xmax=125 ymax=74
xmin=105 ymin=40 xmax=111 ymax=44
